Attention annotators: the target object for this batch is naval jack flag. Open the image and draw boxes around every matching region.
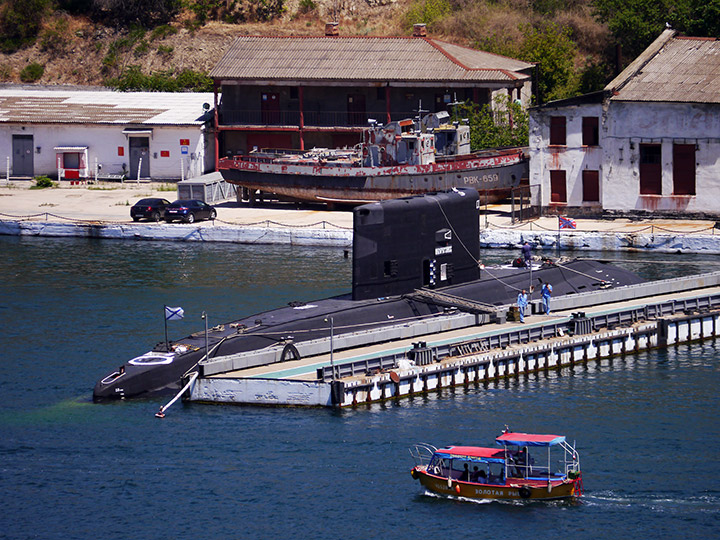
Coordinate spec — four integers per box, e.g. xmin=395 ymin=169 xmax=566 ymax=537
xmin=164 ymin=305 xmax=184 ymax=351
xmin=558 ymin=216 xmax=577 ymax=230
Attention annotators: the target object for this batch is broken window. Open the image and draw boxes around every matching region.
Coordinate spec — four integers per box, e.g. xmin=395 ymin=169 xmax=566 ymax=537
xmin=639 ymin=144 xmax=662 ymax=195
xmin=582 ymin=117 xmax=599 ymax=146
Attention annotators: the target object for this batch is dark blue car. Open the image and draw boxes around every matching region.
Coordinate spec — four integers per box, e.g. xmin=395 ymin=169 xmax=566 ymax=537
xmin=164 ymin=199 xmax=217 ymax=224
xmin=130 ymin=198 xmax=171 ymax=222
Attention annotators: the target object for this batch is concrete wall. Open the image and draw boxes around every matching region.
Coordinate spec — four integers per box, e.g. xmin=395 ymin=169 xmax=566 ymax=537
xmin=0 ymin=124 xmax=214 ymax=181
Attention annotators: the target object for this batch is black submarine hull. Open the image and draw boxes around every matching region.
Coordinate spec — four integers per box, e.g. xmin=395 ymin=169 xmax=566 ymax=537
xmin=92 ymin=258 xmax=644 ymax=401
xmin=93 ymin=189 xmax=644 ymax=401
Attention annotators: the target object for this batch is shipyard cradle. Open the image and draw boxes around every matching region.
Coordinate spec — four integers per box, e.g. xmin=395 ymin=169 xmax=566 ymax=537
xmin=218 ymin=112 xmax=527 ymax=205
xmin=93 ymin=189 xmax=643 ymax=401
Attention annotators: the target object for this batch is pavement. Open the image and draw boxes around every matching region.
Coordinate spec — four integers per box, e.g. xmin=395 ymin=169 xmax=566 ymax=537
xmin=1 ymin=179 xmax=719 ymax=248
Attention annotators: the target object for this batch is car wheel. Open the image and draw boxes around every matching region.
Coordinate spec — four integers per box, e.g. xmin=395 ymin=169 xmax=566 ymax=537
xmin=165 ymin=218 xmax=173 ymax=223
xmin=151 ymin=211 xmax=160 ymax=222
xmin=210 ymin=209 xmax=217 ymax=220
xmin=132 ymin=216 xmax=140 ymax=222
xmin=185 ymin=213 xmax=195 ymax=224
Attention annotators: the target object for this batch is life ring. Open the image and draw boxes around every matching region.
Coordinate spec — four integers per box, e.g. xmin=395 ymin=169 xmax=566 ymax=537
xmin=519 ymin=485 xmax=532 ymax=499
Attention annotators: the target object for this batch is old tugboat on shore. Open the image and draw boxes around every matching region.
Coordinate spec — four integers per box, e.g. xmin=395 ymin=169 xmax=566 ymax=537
xmin=218 ymin=111 xmax=527 ymax=205
xmin=410 ymin=428 xmax=583 ymax=501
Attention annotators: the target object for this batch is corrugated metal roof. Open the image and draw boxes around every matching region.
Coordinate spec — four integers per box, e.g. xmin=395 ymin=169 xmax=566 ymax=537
xmin=0 ymin=89 xmax=215 ymax=125
xmin=609 ymin=33 xmax=720 ymax=104
xmin=210 ymin=36 xmax=534 ymax=83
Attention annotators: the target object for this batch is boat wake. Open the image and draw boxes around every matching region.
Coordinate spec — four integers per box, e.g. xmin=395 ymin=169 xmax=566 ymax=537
xmin=584 ymin=490 xmax=720 ymax=514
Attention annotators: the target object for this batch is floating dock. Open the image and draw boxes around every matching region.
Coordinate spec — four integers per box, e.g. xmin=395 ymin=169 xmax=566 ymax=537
xmin=187 ymin=272 xmax=720 ymax=408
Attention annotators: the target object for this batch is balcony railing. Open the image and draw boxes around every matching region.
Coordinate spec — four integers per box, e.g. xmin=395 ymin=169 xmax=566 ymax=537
xmin=219 ymin=109 xmax=420 ymax=128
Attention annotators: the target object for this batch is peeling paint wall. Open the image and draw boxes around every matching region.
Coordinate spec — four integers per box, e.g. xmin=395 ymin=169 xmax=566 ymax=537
xmin=530 ymin=100 xmax=720 ymax=215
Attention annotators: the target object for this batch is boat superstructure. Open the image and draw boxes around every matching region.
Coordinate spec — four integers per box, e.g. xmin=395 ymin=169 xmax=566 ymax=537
xmin=218 ymin=111 xmax=527 ymax=205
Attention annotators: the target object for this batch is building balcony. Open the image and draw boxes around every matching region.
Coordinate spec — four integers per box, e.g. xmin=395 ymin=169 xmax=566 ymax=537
xmin=218 ymin=109 xmax=419 ymax=128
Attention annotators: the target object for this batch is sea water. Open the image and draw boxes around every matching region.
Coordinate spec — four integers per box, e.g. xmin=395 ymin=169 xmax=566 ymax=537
xmin=0 ymin=236 xmax=718 ymax=540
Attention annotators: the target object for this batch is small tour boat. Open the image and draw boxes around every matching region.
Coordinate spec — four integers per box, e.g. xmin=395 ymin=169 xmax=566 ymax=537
xmin=410 ymin=429 xmax=583 ymax=501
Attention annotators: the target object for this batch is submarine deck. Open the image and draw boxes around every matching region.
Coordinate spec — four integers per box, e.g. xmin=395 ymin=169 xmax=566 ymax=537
xmin=208 ymin=282 xmax=720 ymax=382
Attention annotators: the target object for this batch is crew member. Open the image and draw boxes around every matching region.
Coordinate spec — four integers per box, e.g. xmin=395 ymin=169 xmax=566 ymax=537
xmin=541 ymin=283 xmax=553 ymax=314
xmin=517 ymin=289 xmax=528 ymax=323
xmin=521 ymin=241 xmax=532 ymax=268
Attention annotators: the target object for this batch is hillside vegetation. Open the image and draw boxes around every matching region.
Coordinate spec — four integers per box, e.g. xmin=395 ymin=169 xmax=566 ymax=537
xmin=0 ymin=0 xmax=717 ymax=101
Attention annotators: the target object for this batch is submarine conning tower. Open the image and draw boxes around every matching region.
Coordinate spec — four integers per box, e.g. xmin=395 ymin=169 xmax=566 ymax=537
xmin=352 ymin=188 xmax=481 ymax=301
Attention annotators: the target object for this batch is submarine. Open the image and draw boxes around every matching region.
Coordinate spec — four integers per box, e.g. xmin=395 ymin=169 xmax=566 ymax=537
xmin=93 ymin=188 xmax=644 ymax=401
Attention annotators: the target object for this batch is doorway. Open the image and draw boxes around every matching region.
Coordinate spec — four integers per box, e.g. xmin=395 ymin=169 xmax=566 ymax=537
xmin=129 ymin=137 xmax=150 ymax=179
xmin=12 ymin=134 xmax=34 ymax=177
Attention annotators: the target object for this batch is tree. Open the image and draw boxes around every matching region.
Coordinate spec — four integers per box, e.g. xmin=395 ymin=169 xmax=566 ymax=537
xmin=592 ymin=0 xmax=720 ymax=62
xmin=452 ymin=95 xmax=529 ymax=151
xmin=0 ymin=0 xmax=52 ymax=52
xmin=517 ymin=23 xmax=579 ymax=103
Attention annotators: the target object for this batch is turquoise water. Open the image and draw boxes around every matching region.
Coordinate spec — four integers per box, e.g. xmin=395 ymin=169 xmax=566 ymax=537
xmin=1 ymin=236 xmax=719 ymax=539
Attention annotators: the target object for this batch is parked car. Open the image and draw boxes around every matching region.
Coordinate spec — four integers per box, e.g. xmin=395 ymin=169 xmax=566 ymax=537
xmin=164 ymin=199 xmax=217 ymax=224
xmin=130 ymin=198 xmax=171 ymax=222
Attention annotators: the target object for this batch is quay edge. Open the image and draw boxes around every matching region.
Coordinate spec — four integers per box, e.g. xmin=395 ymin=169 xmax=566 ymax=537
xmin=4 ymin=219 xmax=720 ymax=253
xmin=186 ymin=274 xmax=720 ymax=408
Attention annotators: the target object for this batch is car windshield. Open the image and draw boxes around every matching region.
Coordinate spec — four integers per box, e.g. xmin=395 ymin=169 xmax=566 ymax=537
xmin=170 ymin=200 xmax=192 ymax=206
xmin=136 ymin=198 xmax=158 ymax=205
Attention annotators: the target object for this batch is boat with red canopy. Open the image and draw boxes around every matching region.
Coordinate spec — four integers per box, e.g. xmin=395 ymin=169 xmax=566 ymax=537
xmin=410 ymin=428 xmax=582 ymax=501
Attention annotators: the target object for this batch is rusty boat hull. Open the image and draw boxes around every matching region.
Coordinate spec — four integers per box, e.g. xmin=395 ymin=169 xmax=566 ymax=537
xmin=218 ymin=149 xmax=528 ymax=205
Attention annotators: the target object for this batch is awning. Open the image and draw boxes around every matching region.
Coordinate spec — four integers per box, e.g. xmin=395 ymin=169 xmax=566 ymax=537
xmin=496 ymin=432 xmax=566 ymax=447
xmin=122 ymin=128 xmax=153 ymax=136
xmin=54 ymin=146 xmax=88 ymax=152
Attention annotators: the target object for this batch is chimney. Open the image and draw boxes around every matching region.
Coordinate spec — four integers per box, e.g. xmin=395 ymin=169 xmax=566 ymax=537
xmin=413 ymin=24 xmax=427 ymax=37
xmin=325 ymin=22 xmax=339 ymax=36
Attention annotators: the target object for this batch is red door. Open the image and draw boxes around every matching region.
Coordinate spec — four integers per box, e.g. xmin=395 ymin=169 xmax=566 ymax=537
xmin=347 ymin=94 xmax=366 ymax=126
xmin=261 ymin=93 xmax=280 ymax=124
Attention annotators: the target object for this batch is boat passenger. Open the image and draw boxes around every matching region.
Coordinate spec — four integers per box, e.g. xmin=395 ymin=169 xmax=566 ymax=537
xmin=460 ymin=463 xmax=471 ymax=481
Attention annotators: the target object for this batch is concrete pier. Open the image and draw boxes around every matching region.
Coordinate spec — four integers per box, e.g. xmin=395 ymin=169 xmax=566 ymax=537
xmin=188 ymin=274 xmax=720 ymax=407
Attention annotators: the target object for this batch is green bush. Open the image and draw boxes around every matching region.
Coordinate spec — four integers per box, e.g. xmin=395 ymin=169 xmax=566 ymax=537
xmin=34 ymin=176 xmax=54 ymax=188
xmin=20 ymin=62 xmax=44 ymax=82
xmin=106 ymin=65 xmax=213 ymax=92
xmin=403 ymin=0 xmax=452 ymax=29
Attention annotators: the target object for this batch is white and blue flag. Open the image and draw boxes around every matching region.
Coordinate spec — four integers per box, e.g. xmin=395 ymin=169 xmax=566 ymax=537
xmin=165 ymin=306 xmax=184 ymax=321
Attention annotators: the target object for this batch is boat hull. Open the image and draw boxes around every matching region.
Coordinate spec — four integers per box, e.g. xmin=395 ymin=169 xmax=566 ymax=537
xmin=412 ymin=468 xmax=578 ymax=501
xmin=218 ymin=151 xmax=528 ymax=204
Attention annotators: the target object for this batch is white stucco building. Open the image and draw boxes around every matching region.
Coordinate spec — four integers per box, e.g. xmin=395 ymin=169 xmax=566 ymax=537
xmin=0 ymin=87 xmax=216 ymax=181
xmin=529 ymin=30 xmax=720 ymax=216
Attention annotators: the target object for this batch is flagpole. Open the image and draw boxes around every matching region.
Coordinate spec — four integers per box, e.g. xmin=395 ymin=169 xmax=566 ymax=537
xmin=164 ymin=304 xmax=169 ymax=352
xmin=556 ymin=217 xmax=561 ymax=257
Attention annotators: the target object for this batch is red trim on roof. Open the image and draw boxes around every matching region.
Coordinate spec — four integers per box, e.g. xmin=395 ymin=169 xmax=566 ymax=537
xmin=676 ymin=36 xmax=719 ymax=41
xmin=496 ymin=432 xmax=562 ymax=443
xmin=442 ymin=446 xmax=505 ymax=458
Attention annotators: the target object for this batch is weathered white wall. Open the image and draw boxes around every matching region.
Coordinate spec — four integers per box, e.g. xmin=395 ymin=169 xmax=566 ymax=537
xmin=602 ymin=101 xmax=720 ymax=213
xmin=0 ymin=124 xmax=214 ymax=180
xmin=530 ymin=100 xmax=720 ymax=215
xmin=529 ymin=102 xmax=604 ymax=208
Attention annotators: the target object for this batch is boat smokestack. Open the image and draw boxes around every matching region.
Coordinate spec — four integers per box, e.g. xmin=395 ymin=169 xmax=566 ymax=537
xmin=325 ymin=22 xmax=339 ymax=36
xmin=413 ymin=24 xmax=427 ymax=37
